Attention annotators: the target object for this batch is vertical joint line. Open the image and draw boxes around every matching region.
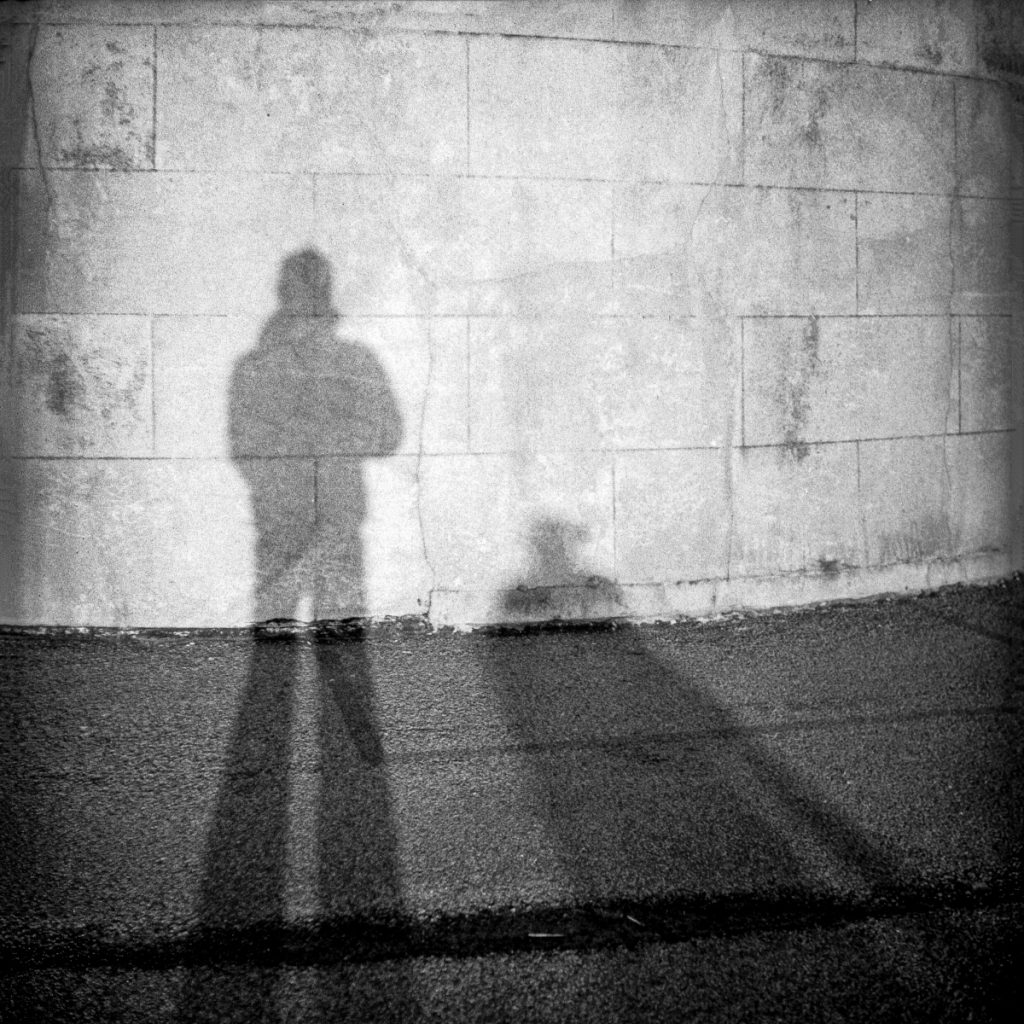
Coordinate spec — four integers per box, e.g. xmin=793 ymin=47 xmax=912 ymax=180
xmin=855 ymin=439 xmax=868 ymax=566
xmin=464 ymin=317 xmax=471 ymax=451
xmin=151 ymin=26 xmax=157 ymax=169
xmin=956 ymin=316 xmax=962 ymax=435
xmin=740 ymin=52 xmax=746 ymax=185
xmin=149 ymin=316 xmax=156 ymax=455
xmin=313 ymin=458 xmax=319 ymax=536
xmin=853 ymin=0 xmax=859 ymax=63
xmin=465 ymin=37 xmax=471 ymax=175
xmin=611 ymin=455 xmax=618 ymax=584
xmin=739 ymin=317 xmax=746 ymax=448
xmin=854 ymin=192 xmax=859 ymax=315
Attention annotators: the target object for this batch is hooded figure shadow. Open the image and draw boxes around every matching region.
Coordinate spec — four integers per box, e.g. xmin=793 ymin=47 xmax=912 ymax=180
xmin=181 ymin=250 xmax=409 ymax=1021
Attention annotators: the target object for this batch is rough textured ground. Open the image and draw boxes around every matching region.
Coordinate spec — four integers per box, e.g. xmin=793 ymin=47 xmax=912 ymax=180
xmin=2 ymin=578 xmax=1022 ymax=1021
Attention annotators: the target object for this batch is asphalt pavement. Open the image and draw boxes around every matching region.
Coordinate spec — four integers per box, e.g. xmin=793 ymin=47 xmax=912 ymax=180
xmin=2 ymin=578 xmax=1022 ymax=1022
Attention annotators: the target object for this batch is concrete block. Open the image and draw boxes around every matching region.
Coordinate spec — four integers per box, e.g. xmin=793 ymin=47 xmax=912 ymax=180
xmin=359 ymin=456 xmax=434 ymax=618
xmin=154 ymin=315 xmax=466 ymax=459
xmin=468 ymin=316 xmax=736 ymax=453
xmin=857 ymin=194 xmax=952 ymax=315
xmin=15 ymin=171 xmax=315 ymax=316
xmin=312 ymin=176 xmax=469 ymax=317
xmin=152 ymin=315 xmax=252 ymax=459
xmin=323 ymin=176 xmax=606 ymax=318
xmin=951 ymin=431 xmax=1016 ymax=556
xmin=614 ymin=449 xmax=731 ymax=583
xmin=313 ymin=455 xmax=431 ymax=619
xmin=743 ymin=316 xmax=957 ymax=447
xmin=157 ymin=27 xmax=466 ymax=173
xmin=459 ymin=178 xmax=616 ymax=316
xmin=0 ymin=457 xmax=260 ymax=627
xmin=612 ymin=0 xmax=854 ymax=61
xmin=955 ymin=79 xmax=1024 ymax=197
xmin=614 ymin=184 xmax=856 ymax=316
xmin=744 ymin=54 xmax=954 ymax=193
xmin=959 ymin=315 xmax=1016 ymax=432
xmin=856 ymin=0 xmax=975 ymax=73
xmin=2 ymin=314 xmax=153 ymax=457
xmin=468 ymin=35 xmax=742 ymax=182
xmin=859 ymin=437 xmax=956 ymax=566
xmin=418 ymin=452 xmax=615 ymax=595
xmin=952 ymin=197 xmax=1017 ymax=314
xmin=861 ymin=432 xmax=1017 ymax=568
xmin=729 ymin=443 xmax=863 ymax=577
xmin=19 ymin=24 xmax=154 ymax=170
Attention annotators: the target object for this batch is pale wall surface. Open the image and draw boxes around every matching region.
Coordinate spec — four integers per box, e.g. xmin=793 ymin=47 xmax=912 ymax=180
xmin=0 ymin=0 xmax=1021 ymax=627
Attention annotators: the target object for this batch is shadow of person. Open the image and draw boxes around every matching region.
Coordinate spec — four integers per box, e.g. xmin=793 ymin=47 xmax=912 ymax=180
xmin=491 ymin=515 xmax=913 ymax=1009
xmin=502 ymin=516 xmax=624 ymax=623
xmin=180 ymin=249 xmax=409 ymax=1021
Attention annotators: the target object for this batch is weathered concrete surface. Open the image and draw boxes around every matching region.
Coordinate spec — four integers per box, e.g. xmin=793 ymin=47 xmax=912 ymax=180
xmin=744 ymin=54 xmax=954 ymax=192
xmin=855 ymin=0 xmax=976 ymax=74
xmin=743 ymin=317 xmax=957 ymax=446
xmin=856 ymin=194 xmax=953 ymax=315
xmin=1 ymin=579 xmax=1021 ymax=1021
xmin=0 ymin=1 xmax=1021 ymax=628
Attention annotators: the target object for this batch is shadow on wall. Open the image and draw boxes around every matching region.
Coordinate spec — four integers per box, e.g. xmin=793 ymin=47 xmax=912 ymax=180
xmin=0 ymin=23 xmax=33 ymax=620
xmin=502 ymin=516 xmax=624 ymax=622
xmin=492 ymin=515 xmax=917 ymax=1010
xmin=179 ymin=250 xmax=415 ymax=1020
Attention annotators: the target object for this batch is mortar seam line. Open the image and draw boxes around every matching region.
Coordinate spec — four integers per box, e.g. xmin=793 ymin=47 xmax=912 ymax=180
xmin=464 ymin=316 xmax=471 ymax=451
xmin=0 ymin=16 xmax=1001 ymax=81
xmin=149 ymin=315 xmax=156 ymax=455
xmin=611 ymin=454 xmax=618 ymax=583
xmin=28 ymin=312 xmax=1001 ymax=322
xmin=855 ymin=438 xmax=867 ymax=565
xmin=464 ymin=35 xmax=470 ymax=174
xmin=11 ymin=164 xmax=1006 ymax=200
xmin=854 ymin=191 xmax=859 ymax=314
xmin=10 ymin=430 xmax=1012 ymax=463
xmin=957 ymin=315 xmax=963 ymax=434
xmin=740 ymin=50 xmax=746 ymax=186
xmin=151 ymin=24 xmax=157 ymax=169
xmin=853 ymin=0 xmax=858 ymax=63
xmin=740 ymin=317 xmax=746 ymax=447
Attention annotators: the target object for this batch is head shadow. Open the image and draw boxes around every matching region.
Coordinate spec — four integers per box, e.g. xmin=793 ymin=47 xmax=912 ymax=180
xmin=501 ymin=515 xmax=623 ymax=623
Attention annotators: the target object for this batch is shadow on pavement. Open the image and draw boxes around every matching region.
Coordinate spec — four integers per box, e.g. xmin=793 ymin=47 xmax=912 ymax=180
xmin=494 ymin=515 xmax=914 ymax=901
xmin=177 ymin=250 xmax=413 ymax=1022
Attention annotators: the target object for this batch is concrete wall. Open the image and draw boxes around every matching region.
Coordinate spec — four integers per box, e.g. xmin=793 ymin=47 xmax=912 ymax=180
xmin=0 ymin=0 xmax=1021 ymax=628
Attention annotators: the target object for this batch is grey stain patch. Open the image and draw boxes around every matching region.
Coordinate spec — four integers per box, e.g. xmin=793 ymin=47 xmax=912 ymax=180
xmin=780 ymin=316 xmax=821 ymax=461
xmin=762 ymin=56 xmax=792 ymax=120
xmin=917 ymin=43 xmax=944 ymax=67
xmin=46 ymin=351 xmax=85 ymax=416
xmin=877 ymin=514 xmax=955 ymax=565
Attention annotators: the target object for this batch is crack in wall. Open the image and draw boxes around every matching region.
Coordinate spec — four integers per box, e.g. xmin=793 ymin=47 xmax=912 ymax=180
xmin=25 ymin=23 xmax=51 ymax=209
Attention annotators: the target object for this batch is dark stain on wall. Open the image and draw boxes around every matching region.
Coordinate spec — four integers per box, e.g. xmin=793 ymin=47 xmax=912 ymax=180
xmin=781 ymin=315 xmax=821 ymax=461
xmin=44 ymin=350 xmax=85 ymax=416
xmin=877 ymin=513 xmax=955 ymax=566
xmin=800 ymin=84 xmax=830 ymax=148
xmin=759 ymin=55 xmax=792 ymax=119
